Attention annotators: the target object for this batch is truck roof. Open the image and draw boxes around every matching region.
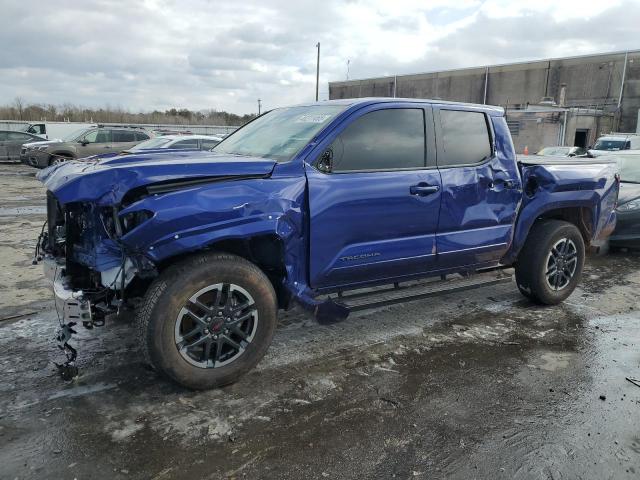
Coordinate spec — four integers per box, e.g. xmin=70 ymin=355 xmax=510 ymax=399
xmin=292 ymin=97 xmax=505 ymax=116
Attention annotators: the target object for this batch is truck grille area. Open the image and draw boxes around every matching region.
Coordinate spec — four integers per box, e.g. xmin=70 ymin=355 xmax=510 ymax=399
xmin=46 ymin=191 xmax=65 ymax=257
xmin=45 ymin=191 xmax=109 ymax=291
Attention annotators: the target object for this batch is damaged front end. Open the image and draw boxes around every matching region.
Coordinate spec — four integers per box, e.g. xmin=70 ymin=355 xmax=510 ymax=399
xmin=35 ymin=154 xmax=295 ymax=377
xmin=41 ymin=192 xmax=157 ymax=328
xmin=38 ymin=191 xmax=157 ymax=379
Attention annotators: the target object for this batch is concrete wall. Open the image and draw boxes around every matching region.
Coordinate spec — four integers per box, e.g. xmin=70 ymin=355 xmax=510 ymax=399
xmin=506 ymin=110 xmax=615 ymax=154
xmin=329 ymin=50 xmax=640 ymax=133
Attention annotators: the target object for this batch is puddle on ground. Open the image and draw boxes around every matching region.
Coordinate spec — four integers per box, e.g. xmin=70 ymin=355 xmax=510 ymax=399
xmin=0 ymin=206 xmax=46 ymax=216
xmin=525 ymin=350 xmax=578 ymax=372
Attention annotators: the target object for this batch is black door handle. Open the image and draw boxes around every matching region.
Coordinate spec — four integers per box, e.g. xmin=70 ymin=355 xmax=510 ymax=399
xmin=410 ymin=184 xmax=440 ymax=196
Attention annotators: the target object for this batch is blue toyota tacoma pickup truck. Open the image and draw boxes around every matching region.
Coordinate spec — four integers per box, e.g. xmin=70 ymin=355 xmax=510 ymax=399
xmin=37 ymin=98 xmax=618 ymax=389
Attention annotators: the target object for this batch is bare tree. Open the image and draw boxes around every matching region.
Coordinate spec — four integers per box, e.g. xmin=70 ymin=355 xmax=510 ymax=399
xmin=0 ymin=99 xmax=255 ymax=126
xmin=14 ymin=96 xmax=24 ymax=120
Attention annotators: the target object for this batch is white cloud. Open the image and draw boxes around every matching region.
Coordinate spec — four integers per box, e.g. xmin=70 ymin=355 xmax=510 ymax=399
xmin=0 ymin=0 xmax=638 ymax=114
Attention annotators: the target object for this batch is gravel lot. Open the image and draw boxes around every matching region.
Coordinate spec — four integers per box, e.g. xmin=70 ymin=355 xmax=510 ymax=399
xmin=0 ymin=163 xmax=639 ymax=480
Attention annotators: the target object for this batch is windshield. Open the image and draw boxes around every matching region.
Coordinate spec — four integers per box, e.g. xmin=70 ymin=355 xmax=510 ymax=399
xmin=537 ymin=147 xmax=570 ymax=156
xmin=593 ymin=139 xmax=630 ymax=151
xmin=63 ymin=128 xmax=91 ymax=142
xmin=213 ymin=105 xmax=347 ymax=162
xmin=130 ymin=137 xmax=172 ymax=151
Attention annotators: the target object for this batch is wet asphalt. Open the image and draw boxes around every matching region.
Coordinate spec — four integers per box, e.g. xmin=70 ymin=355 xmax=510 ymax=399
xmin=0 ymin=163 xmax=639 ymax=480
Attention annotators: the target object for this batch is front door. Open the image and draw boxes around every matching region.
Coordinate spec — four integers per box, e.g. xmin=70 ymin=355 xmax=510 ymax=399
xmin=433 ymin=107 xmax=522 ymax=269
xmin=77 ymin=129 xmax=113 ymax=157
xmin=307 ymin=106 xmax=442 ymax=290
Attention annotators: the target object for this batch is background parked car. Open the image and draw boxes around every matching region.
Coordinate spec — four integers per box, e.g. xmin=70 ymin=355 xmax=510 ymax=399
xmin=609 ymin=153 xmax=640 ymax=250
xmin=0 ymin=130 xmax=45 ymax=162
xmin=22 ymin=126 xmax=152 ymax=167
xmin=536 ymin=146 xmax=588 ymax=157
xmin=589 ymin=133 xmax=640 ymax=156
xmin=127 ymin=134 xmax=222 ymax=153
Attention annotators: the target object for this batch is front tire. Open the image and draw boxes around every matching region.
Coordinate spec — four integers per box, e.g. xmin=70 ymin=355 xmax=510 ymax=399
xmin=49 ymin=153 xmax=73 ymax=166
xmin=515 ymin=219 xmax=585 ymax=305
xmin=137 ymin=252 xmax=278 ymax=390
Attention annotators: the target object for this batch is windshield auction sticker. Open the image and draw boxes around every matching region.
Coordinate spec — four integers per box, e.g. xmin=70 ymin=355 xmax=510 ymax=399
xmin=295 ymin=114 xmax=332 ymax=124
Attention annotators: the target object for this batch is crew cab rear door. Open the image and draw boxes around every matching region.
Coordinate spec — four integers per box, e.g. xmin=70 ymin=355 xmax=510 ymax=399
xmin=433 ymin=107 xmax=522 ymax=269
xmin=306 ymin=104 xmax=442 ymax=289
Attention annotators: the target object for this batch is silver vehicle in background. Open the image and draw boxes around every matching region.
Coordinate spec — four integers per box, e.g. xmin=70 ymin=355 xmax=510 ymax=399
xmin=0 ymin=130 xmax=45 ymax=162
xmin=589 ymin=133 xmax=640 ymax=157
xmin=126 ymin=134 xmax=223 ymax=153
xmin=536 ymin=146 xmax=588 ymax=157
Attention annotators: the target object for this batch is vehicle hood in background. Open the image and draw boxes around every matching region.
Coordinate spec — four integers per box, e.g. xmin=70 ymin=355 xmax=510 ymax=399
xmin=37 ymin=152 xmax=277 ymax=205
xmin=618 ymin=182 xmax=640 ymax=204
xmin=103 ymin=147 xmax=202 ymax=162
xmin=23 ymin=139 xmax=62 ymax=148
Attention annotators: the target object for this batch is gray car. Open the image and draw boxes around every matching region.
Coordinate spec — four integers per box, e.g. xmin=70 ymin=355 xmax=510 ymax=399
xmin=22 ymin=126 xmax=152 ymax=168
xmin=609 ymin=154 xmax=640 ymax=250
xmin=536 ymin=146 xmax=588 ymax=157
xmin=0 ymin=130 xmax=45 ymax=162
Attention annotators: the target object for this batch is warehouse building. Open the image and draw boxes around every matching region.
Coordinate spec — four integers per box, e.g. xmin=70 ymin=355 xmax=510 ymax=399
xmin=329 ymin=50 xmax=639 ymax=153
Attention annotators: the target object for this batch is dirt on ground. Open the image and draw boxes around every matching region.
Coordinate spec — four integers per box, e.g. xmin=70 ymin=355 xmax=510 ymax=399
xmin=0 ymin=163 xmax=639 ymax=480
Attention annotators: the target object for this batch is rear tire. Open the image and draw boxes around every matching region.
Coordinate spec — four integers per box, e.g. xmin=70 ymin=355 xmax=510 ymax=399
xmin=515 ymin=219 xmax=585 ymax=305
xmin=137 ymin=252 xmax=278 ymax=390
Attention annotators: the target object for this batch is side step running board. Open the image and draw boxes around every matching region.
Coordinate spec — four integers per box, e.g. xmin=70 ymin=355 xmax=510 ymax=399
xmin=314 ymin=271 xmax=513 ymax=324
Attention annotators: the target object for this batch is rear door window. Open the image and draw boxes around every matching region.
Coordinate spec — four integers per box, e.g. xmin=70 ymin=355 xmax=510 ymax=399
xmin=328 ymin=108 xmax=426 ymax=172
xmin=113 ymin=130 xmax=136 ymax=142
xmin=438 ymin=110 xmax=492 ymax=166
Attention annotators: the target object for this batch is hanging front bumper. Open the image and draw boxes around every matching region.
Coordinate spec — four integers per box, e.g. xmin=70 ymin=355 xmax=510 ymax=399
xmin=43 ymin=256 xmax=92 ymax=325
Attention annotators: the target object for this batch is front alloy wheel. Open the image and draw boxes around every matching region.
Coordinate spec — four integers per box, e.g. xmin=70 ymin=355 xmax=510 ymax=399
xmin=137 ymin=252 xmax=278 ymax=390
xmin=175 ymin=283 xmax=258 ymax=368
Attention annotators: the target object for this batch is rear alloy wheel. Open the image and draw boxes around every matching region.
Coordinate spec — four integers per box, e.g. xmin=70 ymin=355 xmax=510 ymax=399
xmin=544 ymin=238 xmax=578 ymax=291
xmin=515 ymin=219 xmax=585 ymax=305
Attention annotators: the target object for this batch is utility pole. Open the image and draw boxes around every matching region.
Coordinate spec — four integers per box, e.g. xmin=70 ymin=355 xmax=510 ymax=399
xmin=346 ymin=59 xmax=350 ymax=81
xmin=257 ymin=99 xmax=262 ymax=116
xmin=315 ymin=42 xmax=320 ymax=101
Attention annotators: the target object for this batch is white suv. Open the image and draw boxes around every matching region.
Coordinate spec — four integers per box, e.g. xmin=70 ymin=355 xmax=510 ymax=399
xmin=589 ymin=134 xmax=640 ymax=157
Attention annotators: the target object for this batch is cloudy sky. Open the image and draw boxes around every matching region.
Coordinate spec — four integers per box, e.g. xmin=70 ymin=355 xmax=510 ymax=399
xmin=1 ymin=0 xmax=640 ymax=115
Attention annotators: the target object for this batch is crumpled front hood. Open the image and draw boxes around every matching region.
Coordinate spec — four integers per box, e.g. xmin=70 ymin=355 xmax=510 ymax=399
xmin=37 ymin=151 xmax=277 ymax=205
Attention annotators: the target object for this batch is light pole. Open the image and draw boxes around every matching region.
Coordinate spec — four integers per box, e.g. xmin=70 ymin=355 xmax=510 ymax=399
xmin=315 ymin=42 xmax=320 ymax=101
xmin=257 ymin=99 xmax=262 ymax=116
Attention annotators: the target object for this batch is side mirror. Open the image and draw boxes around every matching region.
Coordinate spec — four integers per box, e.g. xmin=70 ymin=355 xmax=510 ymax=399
xmin=317 ymin=148 xmax=333 ymax=173
xmin=79 ymin=139 xmax=89 ymax=146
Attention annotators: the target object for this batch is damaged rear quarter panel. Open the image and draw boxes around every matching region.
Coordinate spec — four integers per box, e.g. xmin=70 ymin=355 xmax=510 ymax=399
xmin=503 ymin=161 xmax=618 ymax=262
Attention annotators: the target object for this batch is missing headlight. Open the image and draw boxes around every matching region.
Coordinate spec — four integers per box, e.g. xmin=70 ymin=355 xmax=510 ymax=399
xmin=120 ymin=210 xmax=154 ymax=235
